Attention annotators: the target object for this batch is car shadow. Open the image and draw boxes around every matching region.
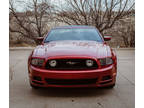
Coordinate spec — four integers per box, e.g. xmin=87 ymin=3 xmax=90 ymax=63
xmin=30 ymin=87 xmax=114 ymax=98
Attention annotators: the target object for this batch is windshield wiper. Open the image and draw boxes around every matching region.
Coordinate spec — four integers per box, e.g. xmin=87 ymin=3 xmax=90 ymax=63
xmin=44 ymin=40 xmax=52 ymax=43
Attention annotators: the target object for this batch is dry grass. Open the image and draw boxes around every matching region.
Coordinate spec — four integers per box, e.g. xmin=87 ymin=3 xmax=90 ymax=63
xmin=9 ymin=42 xmax=36 ymax=47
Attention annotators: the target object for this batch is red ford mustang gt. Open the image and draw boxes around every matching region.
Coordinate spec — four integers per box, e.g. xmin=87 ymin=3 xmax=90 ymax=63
xmin=28 ymin=25 xmax=117 ymax=88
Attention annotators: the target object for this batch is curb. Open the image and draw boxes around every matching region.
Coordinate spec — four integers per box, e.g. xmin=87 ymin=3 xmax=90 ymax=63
xmin=9 ymin=47 xmax=35 ymax=50
xmin=9 ymin=47 xmax=135 ymax=50
xmin=112 ymin=48 xmax=135 ymax=50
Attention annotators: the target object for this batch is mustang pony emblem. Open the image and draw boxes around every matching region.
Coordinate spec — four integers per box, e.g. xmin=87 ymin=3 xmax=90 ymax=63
xmin=66 ymin=61 xmax=78 ymax=65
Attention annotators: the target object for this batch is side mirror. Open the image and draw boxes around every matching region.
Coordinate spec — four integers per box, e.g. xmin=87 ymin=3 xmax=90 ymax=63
xmin=104 ymin=36 xmax=112 ymax=41
xmin=36 ymin=37 xmax=44 ymax=44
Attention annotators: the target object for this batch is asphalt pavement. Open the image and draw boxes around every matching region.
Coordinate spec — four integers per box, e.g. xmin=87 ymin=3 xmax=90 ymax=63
xmin=9 ymin=49 xmax=135 ymax=108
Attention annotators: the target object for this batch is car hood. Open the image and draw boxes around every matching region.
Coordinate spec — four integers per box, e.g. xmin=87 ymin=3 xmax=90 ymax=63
xmin=32 ymin=40 xmax=112 ymax=58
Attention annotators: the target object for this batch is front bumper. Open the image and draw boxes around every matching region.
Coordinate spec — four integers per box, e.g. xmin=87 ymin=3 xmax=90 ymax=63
xmin=28 ymin=64 xmax=117 ymax=88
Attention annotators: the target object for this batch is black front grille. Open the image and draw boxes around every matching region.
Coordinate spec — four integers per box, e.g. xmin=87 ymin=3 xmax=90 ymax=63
xmin=45 ymin=78 xmax=98 ymax=85
xmin=45 ymin=59 xmax=98 ymax=70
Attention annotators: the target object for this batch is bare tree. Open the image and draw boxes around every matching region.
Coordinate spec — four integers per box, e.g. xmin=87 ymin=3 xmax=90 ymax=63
xmin=9 ymin=0 xmax=53 ymax=44
xmin=119 ymin=21 xmax=135 ymax=47
xmin=55 ymin=0 xmax=135 ymax=33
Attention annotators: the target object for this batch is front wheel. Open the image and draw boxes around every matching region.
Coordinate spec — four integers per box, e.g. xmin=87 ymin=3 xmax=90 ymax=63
xmin=105 ymin=83 xmax=115 ymax=88
xmin=30 ymin=83 xmax=39 ymax=89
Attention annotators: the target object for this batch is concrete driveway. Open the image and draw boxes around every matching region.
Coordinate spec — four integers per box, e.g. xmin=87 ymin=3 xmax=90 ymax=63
xmin=9 ymin=49 xmax=135 ymax=108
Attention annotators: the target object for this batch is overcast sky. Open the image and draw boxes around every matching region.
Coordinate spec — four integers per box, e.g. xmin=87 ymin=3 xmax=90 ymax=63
xmin=13 ymin=0 xmax=134 ymax=12
xmin=13 ymin=0 xmax=65 ymax=11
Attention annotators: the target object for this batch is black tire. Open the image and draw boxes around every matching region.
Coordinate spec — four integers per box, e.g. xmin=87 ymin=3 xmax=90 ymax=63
xmin=105 ymin=83 xmax=115 ymax=88
xmin=30 ymin=83 xmax=39 ymax=89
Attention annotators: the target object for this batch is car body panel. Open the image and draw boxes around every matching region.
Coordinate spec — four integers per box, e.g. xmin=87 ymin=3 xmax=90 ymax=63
xmin=29 ymin=64 xmax=116 ymax=88
xmin=32 ymin=41 xmax=112 ymax=59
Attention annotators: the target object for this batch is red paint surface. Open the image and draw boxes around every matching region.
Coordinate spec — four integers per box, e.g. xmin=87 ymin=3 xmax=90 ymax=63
xmin=33 ymin=41 xmax=112 ymax=58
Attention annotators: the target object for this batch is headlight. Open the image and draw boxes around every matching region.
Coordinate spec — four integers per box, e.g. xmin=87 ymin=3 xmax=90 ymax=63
xmin=86 ymin=60 xmax=94 ymax=67
xmin=99 ymin=58 xmax=113 ymax=66
xmin=31 ymin=58 xmax=44 ymax=67
xmin=49 ymin=60 xmax=57 ymax=67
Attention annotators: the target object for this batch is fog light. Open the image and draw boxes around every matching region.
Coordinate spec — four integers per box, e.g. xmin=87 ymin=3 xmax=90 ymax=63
xmin=33 ymin=76 xmax=42 ymax=81
xmin=86 ymin=60 xmax=93 ymax=67
xmin=49 ymin=60 xmax=57 ymax=67
xmin=102 ymin=75 xmax=112 ymax=81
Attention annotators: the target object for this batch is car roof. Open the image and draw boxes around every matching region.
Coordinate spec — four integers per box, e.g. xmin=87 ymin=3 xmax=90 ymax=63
xmin=52 ymin=25 xmax=96 ymax=29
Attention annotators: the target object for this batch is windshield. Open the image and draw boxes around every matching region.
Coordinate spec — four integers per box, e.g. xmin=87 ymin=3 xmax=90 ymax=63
xmin=44 ymin=28 xmax=103 ymax=42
